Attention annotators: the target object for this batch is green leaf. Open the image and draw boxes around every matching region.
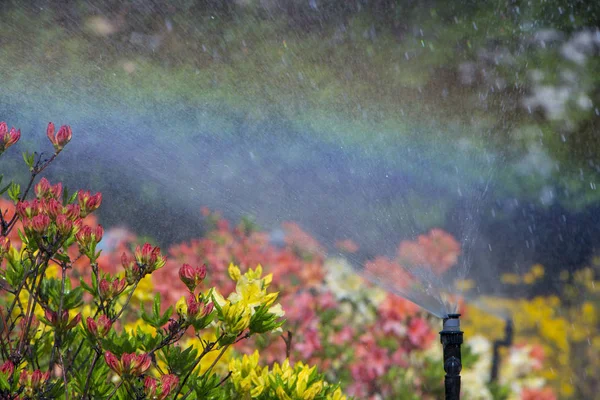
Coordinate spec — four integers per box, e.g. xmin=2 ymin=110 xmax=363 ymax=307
xmin=0 ymin=372 xmax=10 ymax=390
xmin=0 ymin=182 xmax=10 ymax=196
xmin=7 ymin=183 xmax=20 ymax=203
xmin=22 ymin=151 xmax=35 ymax=171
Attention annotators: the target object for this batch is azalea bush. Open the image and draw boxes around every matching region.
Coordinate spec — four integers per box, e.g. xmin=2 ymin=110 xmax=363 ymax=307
xmin=114 ymin=203 xmax=556 ymax=399
xmin=0 ymin=121 xmax=346 ymax=399
xmin=463 ymin=261 xmax=599 ymax=399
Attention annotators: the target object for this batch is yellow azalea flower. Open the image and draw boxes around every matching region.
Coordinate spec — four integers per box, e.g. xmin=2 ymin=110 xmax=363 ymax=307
xmin=228 ymin=263 xmax=242 ymax=281
xmin=183 ymin=335 xmax=232 ymax=375
xmin=133 ymin=275 xmax=154 ymax=303
xmin=124 ymin=319 xmax=157 ymax=337
xmin=327 ymin=387 xmax=347 ymax=400
xmin=501 ymin=273 xmax=521 ymax=285
xmin=176 ymin=296 xmax=187 ymax=315
xmin=455 ymin=279 xmax=475 ymax=291
xmin=276 ymin=387 xmax=292 ymax=400
xmin=45 ymin=263 xmax=61 ymax=278
xmin=523 ymin=272 xmax=535 ymax=285
xmin=530 ymin=264 xmax=545 ymax=278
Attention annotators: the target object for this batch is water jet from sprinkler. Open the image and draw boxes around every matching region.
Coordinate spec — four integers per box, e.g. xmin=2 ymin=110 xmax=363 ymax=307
xmin=440 ymin=313 xmax=463 ymax=400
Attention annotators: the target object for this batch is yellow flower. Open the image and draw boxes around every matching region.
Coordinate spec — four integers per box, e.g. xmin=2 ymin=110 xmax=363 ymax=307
xmin=523 ymin=273 xmax=535 ymax=285
xmin=530 ymin=264 xmax=545 ymax=278
xmin=501 ymin=273 xmax=521 ymax=285
xmin=228 ymin=263 xmax=242 ymax=281
xmin=455 ymin=279 xmax=475 ymax=291
xmin=327 ymin=387 xmax=347 ymax=400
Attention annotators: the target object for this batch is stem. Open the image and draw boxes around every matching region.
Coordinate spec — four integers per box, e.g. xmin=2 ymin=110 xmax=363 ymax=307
xmin=181 ymin=344 xmax=231 ymax=400
xmin=172 ymin=333 xmax=225 ymax=399
xmin=111 ymin=281 xmax=139 ymax=323
xmin=59 ymin=351 xmax=69 ymax=400
xmin=49 ymin=263 xmax=68 ymax=372
xmin=81 ymin=352 xmax=100 ymax=399
xmin=16 ymin=255 xmax=49 ymax=359
xmin=106 ymin=381 xmax=122 ymax=400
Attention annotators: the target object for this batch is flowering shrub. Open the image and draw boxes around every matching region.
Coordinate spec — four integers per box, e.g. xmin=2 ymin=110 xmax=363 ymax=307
xmin=462 ymin=261 xmax=599 ymax=399
xmin=137 ymin=207 xmax=555 ymax=399
xmin=0 ymin=122 xmax=345 ymax=399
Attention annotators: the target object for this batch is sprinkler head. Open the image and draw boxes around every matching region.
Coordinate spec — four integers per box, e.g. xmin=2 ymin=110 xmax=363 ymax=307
xmin=440 ymin=313 xmax=463 ymax=400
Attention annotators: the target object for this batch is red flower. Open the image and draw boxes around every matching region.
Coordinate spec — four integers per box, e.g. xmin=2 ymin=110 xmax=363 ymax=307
xmin=46 ymin=122 xmax=72 ymax=152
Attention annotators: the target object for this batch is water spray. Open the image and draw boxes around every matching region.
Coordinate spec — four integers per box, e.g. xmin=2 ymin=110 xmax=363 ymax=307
xmin=440 ymin=313 xmax=463 ymax=400
xmin=490 ymin=317 xmax=513 ymax=383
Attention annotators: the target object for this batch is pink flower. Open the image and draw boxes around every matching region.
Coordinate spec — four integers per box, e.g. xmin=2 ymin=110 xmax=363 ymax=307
xmin=46 ymin=122 xmax=72 ymax=152
xmin=407 ymin=317 xmax=435 ymax=349
xmin=521 ymin=388 xmax=556 ymax=400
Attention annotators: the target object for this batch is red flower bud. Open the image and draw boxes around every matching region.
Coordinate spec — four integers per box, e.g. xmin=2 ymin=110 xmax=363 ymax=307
xmin=104 ymin=351 xmax=121 ymax=375
xmin=0 ymin=361 xmax=14 ymax=376
xmin=0 ymin=236 xmax=10 ymax=259
xmin=31 ymin=214 xmax=50 ymax=234
xmin=0 ymin=122 xmax=21 ymax=153
xmin=179 ymin=263 xmax=207 ymax=292
xmin=47 ymin=122 xmax=71 ymax=152
xmin=99 ymin=277 xmax=127 ymax=299
xmin=144 ymin=374 xmax=179 ymax=400
xmin=34 ymin=178 xmax=51 ymax=199
xmin=87 ymin=315 xmax=112 ymax=338
xmin=77 ymin=190 xmax=102 ymax=217
xmin=134 ymin=243 xmax=166 ymax=273
xmin=55 ymin=215 xmax=73 ymax=236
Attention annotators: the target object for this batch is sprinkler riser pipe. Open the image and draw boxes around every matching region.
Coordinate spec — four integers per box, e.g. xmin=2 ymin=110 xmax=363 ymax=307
xmin=440 ymin=313 xmax=463 ymax=400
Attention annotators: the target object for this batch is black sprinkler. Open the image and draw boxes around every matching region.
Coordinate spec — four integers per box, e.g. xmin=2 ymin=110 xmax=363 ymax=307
xmin=490 ymin=318 xmax=513 ymax=383
xmin=440 ymin=313 xmax=463 ymax=400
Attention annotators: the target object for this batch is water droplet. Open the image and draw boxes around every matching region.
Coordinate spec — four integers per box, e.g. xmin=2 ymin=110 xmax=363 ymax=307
xmin=561 ymin=134 xmax=566 ymax=142
xmin=472 ymin=22 xmax=478 ymax=30
xmin=591 ymin=182 xmax=596 ymax=190
xmin=488 ymin=244 xmax=492 ymax=251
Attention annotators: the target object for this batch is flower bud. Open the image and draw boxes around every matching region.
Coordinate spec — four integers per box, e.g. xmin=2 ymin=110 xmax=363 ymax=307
xmin=0 ymin=122 xmax=21 ymax=153
xmin=179 ymin=263 xmax=207 ymax=292
xmin=99 ymin=277 xmax=127 ymax=299
xmin=77 ymin=190 xmax=102 ymax=217
xmin=134 ymin=243 xmax=166 ymax=274
xmin=0 ymin=361 xmax=14 ymax=377
xmin=87 ymin=315 xmax=112 ymax=338
xmin=144 ymin=374 xmax=179 ymax=400
xmin=34 ymin=178 xmax=51 ymax=199
xmin=55 ymin=214 xmax=73 ymax=236
xmin=0 ymin=236 xmax=10 ymax=260
xmin=104 ymin=351 xmax=121 ymax=375
xmin=47 ymin=122 xmax=72 ymax=152
xmin=31 ymin=214 xmax=50 ymax=234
